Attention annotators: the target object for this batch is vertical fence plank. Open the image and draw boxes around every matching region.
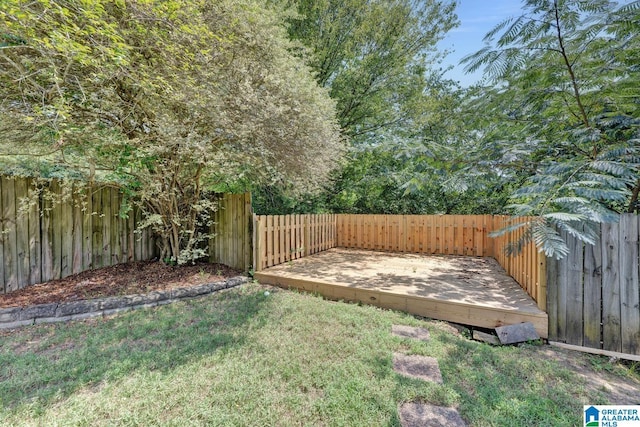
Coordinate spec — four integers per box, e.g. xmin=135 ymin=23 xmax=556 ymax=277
xmin=41 ymin=185 xmax=54 ymax=283
xmin=555 ymin=230 xmax=570 ymax=343
xmin=547 ymin=254 xmax=559 ymax=341
xmin=60 ymin=183 xmax=73 ymax=278
xmin=1 ymin=176 xmax=17 ymax=292
xmin=565 ymin=231 xmax=584 ymax=345
xmin=27 ymin=179 xmax=41 ymax=285
xmin=583 ymin=224 xmax=602 ymax=349
xmin=602 ymin=221 xmax=622 ymax=352
xmin=284 ymin=214 xmax=291 ymax=262
xmin=110 ymin=187 xmax=121 ymax=264
xmin=474 ymin=215 xmax=484 ymax=257
xmin=127 ymin=204 xmax=135 ymax=263
xmin=537 ymin=254 xmax=547 ymax=311
xmin=244 ymin=194 xmax=252 ymax=270
xmin=620 ymin=214 xmax=639 ymax=355
xmin=50 ymin=180 xmax=63 ymax=280
xmin=72 ymin=186 xmax=83 ymax=274
xmin=92 ymin=188 xmax=104 ymax=267
xmin=82 ymin=188 xmax=93 ymax=270
xmin=336 ymin=214 xmax=343 ymax=247
xmin=275 ymin=215 xmax=282 ymax=263
xmin=260 ymin=215 xmax=267 ymax=270
xmin=462 ymin=216 xmax=470 ymax=256
xmin=266 ymin=215 xmax=274 ymax=266
xmin=119 ymin=193 xmax=129 ymax=265
xmin=100 ymin=187 xmax=112 ymax=266
xmin=14 ymin=177 xmax=29 ymax=288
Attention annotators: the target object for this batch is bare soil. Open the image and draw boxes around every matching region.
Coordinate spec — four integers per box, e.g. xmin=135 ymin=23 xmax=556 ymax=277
xmin=0 ymin=261 xmax=242 ymax=308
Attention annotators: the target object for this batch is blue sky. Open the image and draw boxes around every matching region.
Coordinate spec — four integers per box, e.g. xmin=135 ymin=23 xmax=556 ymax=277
xmin=437 ymin=0 xmax=524 ymax=86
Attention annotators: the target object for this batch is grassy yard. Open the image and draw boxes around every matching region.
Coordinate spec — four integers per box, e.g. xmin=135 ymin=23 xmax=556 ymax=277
xmin=1 ymin=283 xmax=638 ymax=426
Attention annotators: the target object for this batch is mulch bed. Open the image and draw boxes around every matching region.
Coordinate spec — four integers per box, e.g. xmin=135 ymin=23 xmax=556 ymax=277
xmin=0 ymin=261 xmax=242 ymax=308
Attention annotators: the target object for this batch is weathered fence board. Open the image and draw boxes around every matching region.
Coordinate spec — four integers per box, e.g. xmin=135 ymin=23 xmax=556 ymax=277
xmin=209 ymin=193 xmax=252 ymax=272
xmin=0 ymin=179 xmax=155 ymax=293
xmin=1 ymin=176 xmax=17 ymax=292
xmin=602 ymin=222 xmax=622 ymax=352
xmin=620 ymin=215 xmax=639 ymax=355
xmin=566 ymin=228 xmax=584 ymax=346
xmin=548 ymin=214 xmax=640 ymax=356
xmin=583 ymin=225 xmax=602 ymax=349
xmin=1 ymin=177 xmax=251 ymax=293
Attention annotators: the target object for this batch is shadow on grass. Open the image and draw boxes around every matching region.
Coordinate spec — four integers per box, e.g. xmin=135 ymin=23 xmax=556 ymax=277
xmin=0 ymin=287 xmax=269 ymax=412
xmin=435 ymin=333 xmax=580 ymax=426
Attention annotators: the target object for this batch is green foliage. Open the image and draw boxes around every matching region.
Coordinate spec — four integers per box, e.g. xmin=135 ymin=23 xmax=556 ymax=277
xmin=0 ymin=0 xmax=344 ymax=263
xmin=462 ymin=0 xmax=640 ymax=258
xmin=285 ymin=0 xmax=458 ymax=138
xmin=250 ymin=0 xmax=469 ymax=215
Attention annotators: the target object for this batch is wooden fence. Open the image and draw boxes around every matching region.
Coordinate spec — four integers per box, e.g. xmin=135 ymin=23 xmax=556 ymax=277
xmin=0 ymin=176 xmax=155 ymax=294
xmin=253 ymin=213 xmax=546 ymax=310
xmin=252 ymin=214 xmax=336 ymax=271
xmin=336 ymin=214 xmax=495 ymax=256
xmin=547 ymin=214 xmax=640 ymax=356
xmin=336 ymin=214 xmax=545 ymax=310
xmin=492 ymin=216 xmax=547 ymax=311
xmin=0 ymin=176 xmax=252 ymax=294
xmin=209 ymin=193 xmax=252 ymax=271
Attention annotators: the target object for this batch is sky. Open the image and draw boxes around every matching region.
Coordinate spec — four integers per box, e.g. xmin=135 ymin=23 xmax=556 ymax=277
xmin=437 ymin=0 xmax=524 ymax=86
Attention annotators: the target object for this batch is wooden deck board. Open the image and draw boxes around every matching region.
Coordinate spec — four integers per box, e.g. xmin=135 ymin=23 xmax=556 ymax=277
xmin=255 ymin=248 xmax=548 ymax=338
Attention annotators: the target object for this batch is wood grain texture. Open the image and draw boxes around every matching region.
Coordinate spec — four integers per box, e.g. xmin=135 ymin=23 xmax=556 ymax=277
xmin=256 ymin=248 xmax=548 ymax=337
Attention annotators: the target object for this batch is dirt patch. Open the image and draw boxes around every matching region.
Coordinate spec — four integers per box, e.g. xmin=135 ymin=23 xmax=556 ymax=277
xmin=539 ymin=346 xmax=640 ymax=404
xmin=0 ymin=261 xmax=242 ymax=308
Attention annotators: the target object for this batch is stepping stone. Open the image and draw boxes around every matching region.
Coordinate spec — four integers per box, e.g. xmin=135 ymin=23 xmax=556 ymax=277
xmin=393 ymin=353 xmax=442 ymax=383
xmin=399 ymin=402 xmax=466 ymax=427
xmin=392 ymin=325 xmax=430 ymax=341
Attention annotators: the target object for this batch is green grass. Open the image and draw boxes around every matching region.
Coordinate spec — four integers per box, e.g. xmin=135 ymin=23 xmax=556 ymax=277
xmin=0 ymin=283 xmax=637 ymax=426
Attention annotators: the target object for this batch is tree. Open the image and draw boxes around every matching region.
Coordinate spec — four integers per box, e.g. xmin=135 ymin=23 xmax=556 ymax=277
xmin=251 ymin=0 xmax=458 ymax=213
xmin=0 ymin=0 xmax=343 ymax=263
xmin=286 ymin=0 xmax=457 ymax=139
xmin=462 ymin=0 xmax=640 ymax=258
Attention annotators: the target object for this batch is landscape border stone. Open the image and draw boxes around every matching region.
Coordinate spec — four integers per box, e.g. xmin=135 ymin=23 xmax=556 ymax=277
xmin=0 ymin=275 xmax=249 ymax=330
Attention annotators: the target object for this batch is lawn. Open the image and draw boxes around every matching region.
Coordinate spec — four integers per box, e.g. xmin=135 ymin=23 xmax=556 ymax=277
xmin=1 ymin=282 xmax=638 ymax=426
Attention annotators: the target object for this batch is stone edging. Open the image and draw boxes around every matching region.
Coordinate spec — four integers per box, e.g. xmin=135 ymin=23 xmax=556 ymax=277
xmin=0 ymin=276 xmax=249 ymax=330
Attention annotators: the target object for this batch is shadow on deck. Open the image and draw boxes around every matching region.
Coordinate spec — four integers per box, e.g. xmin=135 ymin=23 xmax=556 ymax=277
xmin=254 ymin=248 xmax=548 ymax=338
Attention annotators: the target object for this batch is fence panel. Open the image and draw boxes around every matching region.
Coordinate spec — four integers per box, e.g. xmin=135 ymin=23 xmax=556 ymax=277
xmin=548 ymin=214 xmax=640 ymax=356
xmin=335 ymin=214 xmax=493 ymax=256
xmin=253 ymin=214 xmax=336 ymax=271
xmin=209 ymin=193 xmax=252 ymax=272
xmin=1 ymin=177 xmax=252 ymax=294
xmin=0 ymin=177 xmax=156 ymax=293
xmin=491 ymin=215 xmax=546 ymax=310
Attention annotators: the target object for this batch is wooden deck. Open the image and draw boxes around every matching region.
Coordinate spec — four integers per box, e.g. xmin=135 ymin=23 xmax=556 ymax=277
xmin=254 ymin=248 xmax=548 ymax=338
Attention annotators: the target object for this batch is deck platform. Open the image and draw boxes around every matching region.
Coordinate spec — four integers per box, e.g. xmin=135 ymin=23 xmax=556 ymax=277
xmin=254 ymin=248 xmax=548 ymax=338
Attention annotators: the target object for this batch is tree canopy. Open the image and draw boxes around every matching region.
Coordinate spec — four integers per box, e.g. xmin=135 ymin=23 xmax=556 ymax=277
xmin=461 ymin=0 xmax=640 ymax=258
xmin=253 ymin=0 xmax=461 ymax=214
xmin=0 ymin=0 xmax=344 ymax=263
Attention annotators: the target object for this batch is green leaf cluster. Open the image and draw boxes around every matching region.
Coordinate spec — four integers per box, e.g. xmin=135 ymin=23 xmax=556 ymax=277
xmin=0 ymin=0 xmax=344 ymax=263
xmin=462 ymin=0 xmax=640 ymax=258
